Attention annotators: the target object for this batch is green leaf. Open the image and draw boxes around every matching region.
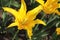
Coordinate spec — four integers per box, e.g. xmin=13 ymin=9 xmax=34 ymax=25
xmin=11 ymin=1 xmax=20 ymax=8
xmin=52 ymin=32 xmax=57 ymax=40
xmin=2 ymin=12 xmax=7 ymax=22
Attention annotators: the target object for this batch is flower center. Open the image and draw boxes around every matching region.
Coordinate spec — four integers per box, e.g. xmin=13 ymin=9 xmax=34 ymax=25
xmin=21 ymin=18 xmax=28 ymax=25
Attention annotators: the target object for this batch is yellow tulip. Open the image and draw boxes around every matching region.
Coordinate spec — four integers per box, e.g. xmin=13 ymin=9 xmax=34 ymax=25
xmin=3 ymin=0 xmax=46 ymax=39
xmin=36 ymin=0 xmax=59 ymax=14
xmin=56 ymin=28 xmax=60 ymax=35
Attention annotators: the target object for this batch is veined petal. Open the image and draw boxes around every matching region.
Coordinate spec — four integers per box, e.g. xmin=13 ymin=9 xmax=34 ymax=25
xmin=56 ymin=28 xmax=60 ymax=35
xmin=7 ymin=22 xmax=17 ymax=28
xmin=27 ymin=5 xmax=43 ymax=20
xmin=34 ymin=19 xmax=46 ymax=26
xmin=18 ymin=0 xmax=27 ymax=19
xmin=36 ymin=0 xmax=44 ymax=5
xmin=43 ymin=0 xmax=58 ymax=14
xmin=3 ymin=7 xmax=18 ymax=17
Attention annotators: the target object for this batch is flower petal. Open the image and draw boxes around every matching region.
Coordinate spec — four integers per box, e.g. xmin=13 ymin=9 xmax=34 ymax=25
xmin=43 ymin=0 xmax=58 ymax=14
xmin=58 ymin=3 xmax=60 ymax=8
xmin=27 ymin=5 xmax=43 ymax=20
xmin=34 ymin=19 xmax=46 ymax=26
xmin=7 ymin=22 xmax=17 ymax=28
xmin=3 ymin=7 xmax=18 ymax=17
xmin=55 ymin=10 xmax=60 ymax=15
xmin=27 ymin=29 xmax=32 ymax=39
xmin=18 ymin=0 xmax=27 ymax=20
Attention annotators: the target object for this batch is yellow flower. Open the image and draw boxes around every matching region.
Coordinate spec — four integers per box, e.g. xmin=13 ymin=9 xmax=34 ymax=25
xmin=56 ymin=28 xmax=60 ymax=35
xmin=36 ymin=0 xmax=59 ymax=14
xmin=3 ymin=0 xmax=46 ymax=39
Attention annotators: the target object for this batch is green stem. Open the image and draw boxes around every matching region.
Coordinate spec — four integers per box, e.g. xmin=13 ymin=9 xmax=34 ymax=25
xmin=41 ymin=14 xmax=46 ymax=20
xmin=47 ymin=15 xmax=57 ymax=24
xmin=8 ymin=0 xmax=12 ymax=7
xmin=12 ymin=30 xmax=19 ymax=40
xmin=1 ymin=0 xmax=3 ymax=7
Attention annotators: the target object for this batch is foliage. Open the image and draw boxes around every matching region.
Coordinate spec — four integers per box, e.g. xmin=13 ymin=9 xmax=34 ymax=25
xmin=0 ymin=0 xmax=60 ymax=40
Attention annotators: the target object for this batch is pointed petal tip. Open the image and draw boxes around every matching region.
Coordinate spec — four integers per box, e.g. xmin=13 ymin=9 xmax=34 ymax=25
xmin=40 ymin=21 xmax=46 ymax=26
xmin=2 ymin=7 xmax=9 ymax=11
xmin=43 ymin=23 xmax=46 ymax=26
xmin=2 ymin=7 xmax=6 ymax=10
xmin=40 ymin=21 xmax=47 ymax=26
xmin=2 ymin=7 xmax=7 ymax=9
xmin=7 ymin=22 xmax=17 ymax=29
xmin=7 ymin=25 xmax=13 ymax=28
xmin=7 ymin=26 xmax=10 ymax=28
xmin=35 ymin=19 xmax=47 ymax=26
